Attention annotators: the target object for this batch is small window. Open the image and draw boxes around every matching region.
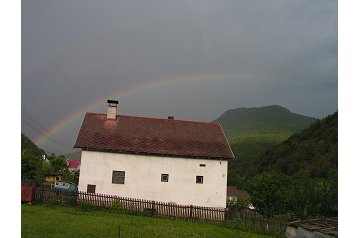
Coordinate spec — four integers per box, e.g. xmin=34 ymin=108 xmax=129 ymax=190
xmin=196 ymin=176 xmax=203 ymax=184
xmin=112 ymin=171 xmax=125 ymax=184
xmin=199 ymin=164 xmax=206 ymax=167
xmin=161 ymin=174 xmax=169 ymax=182
xmin=55 ymin=176 xmax=60 ymax=181
xmin=87 ymin=184 xmax=96 ymax=193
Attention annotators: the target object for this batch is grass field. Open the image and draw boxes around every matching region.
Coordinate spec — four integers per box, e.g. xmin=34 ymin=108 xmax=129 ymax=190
xmin=21 ymin=204 xmax=276 ymax=238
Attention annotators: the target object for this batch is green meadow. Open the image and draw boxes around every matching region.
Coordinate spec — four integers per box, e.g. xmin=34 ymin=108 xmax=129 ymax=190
xmin=21 ymin=204 xmax=276 ymax=238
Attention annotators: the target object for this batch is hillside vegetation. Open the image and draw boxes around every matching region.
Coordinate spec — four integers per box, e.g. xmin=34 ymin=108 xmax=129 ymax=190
xmin=21 ymin=133 xmax=46 ymax=182
xmin=214 ymin=105 xmax=316 ymax=188
xmin=22 ymin=133 xmax=45 ymax=154
xmin=258 ymin=112 xmax=337 ymax=177
xmin=215 ymin=105 xmax=316 ymax=137
xmin=214 ymin=106 xmax=337 ymax=219
xmin=249 ymin=112 xmax=338 ymax=219
xmin=21 ymin=133 xmax=79 ymax=184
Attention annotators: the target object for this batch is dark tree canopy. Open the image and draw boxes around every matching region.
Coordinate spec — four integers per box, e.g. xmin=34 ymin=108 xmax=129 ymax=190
xmin=249 ymin=112 xmax=338 ymax=218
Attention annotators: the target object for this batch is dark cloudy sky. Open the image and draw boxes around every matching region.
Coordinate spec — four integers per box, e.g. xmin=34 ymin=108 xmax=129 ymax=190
xmin=21 ymin=0 xmax=337 ymax=155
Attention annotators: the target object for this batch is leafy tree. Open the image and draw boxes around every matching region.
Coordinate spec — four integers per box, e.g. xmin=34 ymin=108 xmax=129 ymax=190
xmin=287 ymin=171 xmax=314 ymax=219
xmin=49 ymin=156 xmax=68 ymax=173
xmin=47 ymin=155 xmax=81 ymax=184
xmin=70 ymin=169 xmax=80 ymax=185
xmin=21 ymin=134 xmax=46 ymax=183
xmin=312 ymin=171 xmax=338 ymax=217
xmin=227 ymin=196 xmax=250 ymax=214
xmin=226 ymin=196 xmax=250 ymax=229
xmin=21 ymin=133 xmax=80 ymax=185
xmin=250 ymin=172 xmax=290 ymax=218
xmin=21 ymin=148 xmax=43 ymax=181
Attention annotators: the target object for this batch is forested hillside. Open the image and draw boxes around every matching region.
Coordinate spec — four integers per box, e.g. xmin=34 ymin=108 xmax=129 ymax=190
xmin=215 ymin=105 xmax=316 ymax=137
xmin=21 ymin=133 xmax=45 ymax=154
xmin=258 ymin=112 xmax=338 ymax=177
xmin=249 ymin=112 xmax=338 ymax=219
xmin=214 ymin=105 xmax=316 ymax=188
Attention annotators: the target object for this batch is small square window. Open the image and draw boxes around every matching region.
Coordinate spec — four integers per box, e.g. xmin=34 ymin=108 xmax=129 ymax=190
xmin=196 ymin=176 xmax=203 ymax=184
xmin=199 ymin=164 xmax=206 ymax=167
xmin=87 ymin=184 xmax=96 ymax=193
xmin=161 ymin=174 xmax=169 ymax=182
xmin=112 ymin=171 xmax=125 ymax=184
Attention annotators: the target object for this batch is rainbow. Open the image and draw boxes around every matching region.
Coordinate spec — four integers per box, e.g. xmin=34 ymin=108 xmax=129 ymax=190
xmin=34 ymin=72 xmax=256 ymax=147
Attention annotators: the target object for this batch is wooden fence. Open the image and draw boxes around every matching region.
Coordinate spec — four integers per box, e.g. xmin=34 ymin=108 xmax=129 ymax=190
xmin=34 ymin=187 xmax=227 ymax=222
xmin=236 ymin=210 xmax=287 ymax=234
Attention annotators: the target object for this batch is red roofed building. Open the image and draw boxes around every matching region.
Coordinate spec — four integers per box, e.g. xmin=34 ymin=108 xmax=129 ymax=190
xmin=67 ymin=160 xmax=81 ymax=171
xmin=74 ymin=100 xmax=234 ymax=208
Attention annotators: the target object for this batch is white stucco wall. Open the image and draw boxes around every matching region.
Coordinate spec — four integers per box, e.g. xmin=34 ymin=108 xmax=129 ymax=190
xmin=78 ymin=150 xmax=228 ymax=208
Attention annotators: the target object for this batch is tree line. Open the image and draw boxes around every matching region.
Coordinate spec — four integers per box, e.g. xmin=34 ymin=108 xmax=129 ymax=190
xmin=229 ymin=112 xmax=338 ymax=219
xmin=21 ymin=133 xmax=79 ymax=185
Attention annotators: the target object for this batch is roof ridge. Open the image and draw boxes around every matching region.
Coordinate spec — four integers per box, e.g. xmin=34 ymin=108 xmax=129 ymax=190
xmin=76 ymin=111 xmax=234 ymax=159
xmin=85 ymin=112 xmax=219 ymax=126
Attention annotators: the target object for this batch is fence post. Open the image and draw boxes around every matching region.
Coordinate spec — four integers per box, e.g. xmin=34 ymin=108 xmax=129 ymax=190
xmin=224 ymin=208 xmax=228 ymax=222
xmin=151 ymin=200 xmax=155 ymax=216
xmin=190 ymin=205 xmax=193 ymax=220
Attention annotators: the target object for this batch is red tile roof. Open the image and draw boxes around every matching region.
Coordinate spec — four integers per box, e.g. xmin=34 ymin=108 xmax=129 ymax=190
xmin=74 ymin=113 xmax=234 ymax=159
xmin=227 ymin=186 xmax=251 ymax=199
xmin=67 ymin=160 xmax=81 ymax=169
xmin=227 ymin=186 xmax=240 ymax=197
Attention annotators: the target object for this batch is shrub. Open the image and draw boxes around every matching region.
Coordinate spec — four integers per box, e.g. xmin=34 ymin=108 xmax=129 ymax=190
xmin=112 ymin=199 xmax=124 ymax=211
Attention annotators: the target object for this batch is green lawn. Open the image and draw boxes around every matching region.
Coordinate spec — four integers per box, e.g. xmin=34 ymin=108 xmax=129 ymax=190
xmin=22 ymin=204 xmax=275 ymax=238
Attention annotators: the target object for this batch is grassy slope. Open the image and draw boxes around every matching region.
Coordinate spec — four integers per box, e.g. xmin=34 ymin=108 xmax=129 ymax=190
xmin=213 ymin=105 xmax=316 ymax=187
xmin=21 ymin=204 xmax=274 ymax=238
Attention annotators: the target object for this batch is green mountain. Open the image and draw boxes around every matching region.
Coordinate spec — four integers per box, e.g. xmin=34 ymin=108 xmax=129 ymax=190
xmin=257 ymin=111 xmax=338 ymax=178
xmin=213 ymin=105 xmax=317 ymax=188
xmin=215 ymin=105 xmax=316 ymax=138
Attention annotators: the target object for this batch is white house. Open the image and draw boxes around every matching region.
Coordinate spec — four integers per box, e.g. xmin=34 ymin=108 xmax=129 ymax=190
xmin=74 ymin=100 xmax=234 ymax=208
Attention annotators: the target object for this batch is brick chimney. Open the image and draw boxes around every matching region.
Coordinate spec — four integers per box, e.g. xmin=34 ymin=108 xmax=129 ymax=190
xmin=107 ymin=100 xmax=118 ymax=119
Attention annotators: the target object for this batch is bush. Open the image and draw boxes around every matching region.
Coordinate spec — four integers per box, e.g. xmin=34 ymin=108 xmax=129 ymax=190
xmin=112 ymin=199 xmax=124 ymax=211
xmin=227 ymin=196 xmax=250 ymax=219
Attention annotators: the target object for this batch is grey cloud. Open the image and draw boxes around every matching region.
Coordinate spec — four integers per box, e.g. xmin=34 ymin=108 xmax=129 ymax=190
xmin=22 ymin=0 xmax=337 ymax=154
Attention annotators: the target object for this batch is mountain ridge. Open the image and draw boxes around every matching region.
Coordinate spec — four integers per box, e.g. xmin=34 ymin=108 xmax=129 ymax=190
xmin=213 ymin=105 xmax=317 ymax=188
xmin=214 ymin=105 xmax=317 ymax=138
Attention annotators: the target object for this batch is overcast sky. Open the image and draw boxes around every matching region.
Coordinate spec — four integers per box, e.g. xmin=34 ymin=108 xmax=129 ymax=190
xmin=21 ymin=0 xmax=337 ymax=155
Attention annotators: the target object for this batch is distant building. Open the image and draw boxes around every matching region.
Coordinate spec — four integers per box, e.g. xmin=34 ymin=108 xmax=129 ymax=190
xmin=67 ymin=160 xmax=81 ymax=171
xmin=227 ymin=185 xmax=254 ymax=210
xmin=45 ymin=172 xmax=62 ymax=184
xmin=286 ymin=217 xmax=338 ymax=238
xmin=227 ymin=186 xmax=251 ymax=201
xmin=74 ymin=100 xmax=234 ymax=208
